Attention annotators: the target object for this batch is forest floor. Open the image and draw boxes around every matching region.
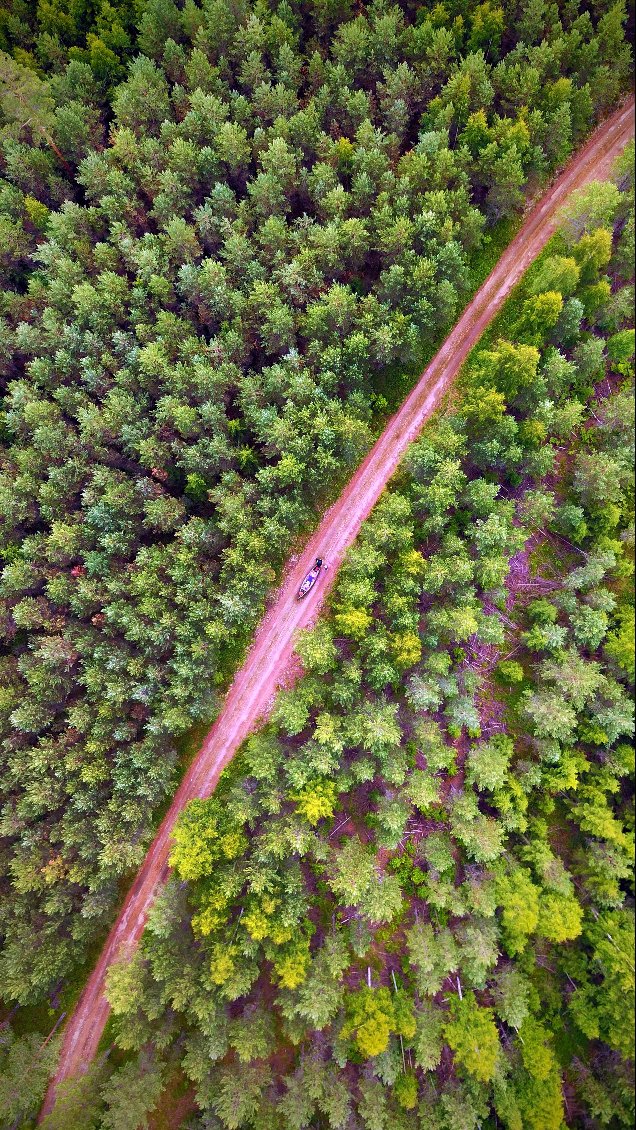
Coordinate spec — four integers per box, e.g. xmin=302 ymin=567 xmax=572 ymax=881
xmin=40 ymin=95 xmax=635 ymax=1121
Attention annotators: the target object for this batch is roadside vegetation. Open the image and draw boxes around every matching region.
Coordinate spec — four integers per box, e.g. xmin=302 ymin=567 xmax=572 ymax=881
xmin=0 ymin=3 xmax=633 ymax=1127
xmin=17 ymin=150 xmax=633 ymax=1130
xmin=1 ymin=0 xmax=632 ymax=1024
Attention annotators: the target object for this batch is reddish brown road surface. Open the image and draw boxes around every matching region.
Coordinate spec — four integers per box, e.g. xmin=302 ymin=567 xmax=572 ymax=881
xmin=41 ymin=96 xmax=634 ymax=1118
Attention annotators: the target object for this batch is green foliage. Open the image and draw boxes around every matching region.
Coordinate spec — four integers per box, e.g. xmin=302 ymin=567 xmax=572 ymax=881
xmin=497 ymin=660 xmax=524 ymax=684
xmin=170 ymin=797 xmax=248 ymax=882
xmin=607 ymin=328 xmax=635 ymax=373
xmin=516 ymin=291 xmax=564 ymax=344
xmin=0 ymin=3 xmax=633 ymax=1128
xmin=496 ymin=867 xmax=540 ymax=956
xmin=291 ymin=779 xmax=337 ymax=826
xmin=99 ymin=1055 xmax=164 ymax=1130
xmin=393 ymin=1070 xmax=418 ymax=1110
xmin=467 ymin=735 xmax=513 ymax=792
xmin=563 ymin=184 xmax=623 ymax=241
xmin=529 ymin=254 xmax=580 ymax=297
xmin=444 ymin=992 xmax=500 ymax=1083
xmin=516 ymin=1066 xmax=565 ymax=1130
xmin=95 ymin=190 xmax=635 ymax=1128
xmin=537 ymin=890 xmax=583 ymax=943
xmin=39 ymin=1062 xmax=104 ymax=1130
xmin=0 ymin=1025 xmax=62 ymax=1127
xmin=342 ymin=987 xmax=400 ymax=1058
xmin=0 ymin=50 xmax=56 ymax=142
xmin=96 ymin=189 xmax=633 ymax=1126
xmin=331 ymin=838 xmax=403 ymax=924
xmin=605 ymin=607 xmax=635 ymax=681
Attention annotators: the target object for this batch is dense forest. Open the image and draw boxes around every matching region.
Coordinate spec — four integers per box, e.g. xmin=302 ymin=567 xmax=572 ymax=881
xmin=0 ymin=0 xmax=633 ymax=1127
xmin=9 ymin=155 xmax=630 ymax=1130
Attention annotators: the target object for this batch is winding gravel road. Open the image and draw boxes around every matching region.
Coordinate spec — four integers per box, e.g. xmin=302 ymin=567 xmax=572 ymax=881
xmin=41 ymin=95 xmax=634 ymax=1118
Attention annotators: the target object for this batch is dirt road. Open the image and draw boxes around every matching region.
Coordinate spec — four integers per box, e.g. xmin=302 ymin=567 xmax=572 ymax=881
xmin=41 ymin=96 xmax=634 ymax=1117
